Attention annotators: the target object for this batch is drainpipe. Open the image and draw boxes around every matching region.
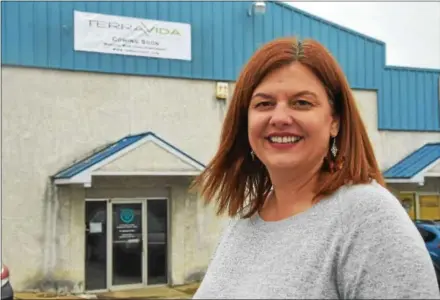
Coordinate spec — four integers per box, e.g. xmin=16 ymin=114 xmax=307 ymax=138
xmin=50 ymin=183 xmax=60 ymax=274
xmin=42 ymin=179 xmax=60 ymax=280
xmin=42 ymin=179 xmax=54 ymax=277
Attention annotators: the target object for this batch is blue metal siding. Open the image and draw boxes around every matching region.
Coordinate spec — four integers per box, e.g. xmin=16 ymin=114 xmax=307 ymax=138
xmin=383 ymin=143 xmax=440 ymax=179
xmin=379 ymin=68 xmax=440 ymax=131
xmin=1 ymin=1 xmax=383 ymax=87
xmin=1 ymin=1 xmax=439 ymax=131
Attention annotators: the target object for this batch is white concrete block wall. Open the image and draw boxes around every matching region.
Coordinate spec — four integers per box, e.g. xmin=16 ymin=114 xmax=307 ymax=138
xmin=351 ymin=90 xmax=440 ymax=171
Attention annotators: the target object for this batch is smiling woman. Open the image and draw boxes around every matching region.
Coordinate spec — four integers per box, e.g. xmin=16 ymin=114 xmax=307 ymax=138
xmin=191 ymin=37 xmax=440 ymax=299
xmin=193 ymin=37 xmax=382 ymax=218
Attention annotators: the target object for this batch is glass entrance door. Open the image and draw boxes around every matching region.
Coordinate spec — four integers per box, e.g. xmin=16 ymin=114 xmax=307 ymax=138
xmin=111 ymin=201 xmax=144 ymax=287
xmin=85 ymin=200 xmax=108 ymax=290
xmin=147 ymin=199 xmax=168 ymax=285
xmin=85 ymin=198 xmax=168 ymax=291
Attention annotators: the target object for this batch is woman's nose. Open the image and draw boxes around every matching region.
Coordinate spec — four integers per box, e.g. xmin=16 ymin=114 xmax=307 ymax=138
xmin=269 ymin=104 xmax=293 ymax=127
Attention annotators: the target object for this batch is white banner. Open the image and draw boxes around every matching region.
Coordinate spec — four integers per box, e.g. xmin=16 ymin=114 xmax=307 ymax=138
xmin=74 ymin=11 xmax=191 ymax=61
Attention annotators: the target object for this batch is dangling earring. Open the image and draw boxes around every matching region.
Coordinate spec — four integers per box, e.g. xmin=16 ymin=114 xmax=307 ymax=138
xmin=331 ymin=137 xmax=338 ymax=158
xmin=250 ymin=150 xmax=255 ymax=160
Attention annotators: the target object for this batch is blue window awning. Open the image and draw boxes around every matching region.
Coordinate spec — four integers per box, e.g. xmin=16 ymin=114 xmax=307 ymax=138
xmin=384 ymin=143 xmax=440 ymax=184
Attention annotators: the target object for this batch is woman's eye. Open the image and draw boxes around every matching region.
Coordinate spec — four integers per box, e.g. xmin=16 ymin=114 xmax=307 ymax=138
xmin=293 ymin=99 xmax=312 ymax=107
xmin=255 ymin=101 xmax=272 ymax=108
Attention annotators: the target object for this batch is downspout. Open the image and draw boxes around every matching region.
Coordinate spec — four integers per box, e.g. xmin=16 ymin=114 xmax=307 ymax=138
xmin=42 ymin=179 xmax=60 ymax=280
xmin=50 ymin=182 xmax=60 ymax=274
xmin=42 ymin=179 xmax=54 ymax=277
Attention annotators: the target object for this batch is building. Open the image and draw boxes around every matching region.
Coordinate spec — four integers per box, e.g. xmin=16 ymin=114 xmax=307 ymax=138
xmin=2 ymin=0 xmax=439 ymax=293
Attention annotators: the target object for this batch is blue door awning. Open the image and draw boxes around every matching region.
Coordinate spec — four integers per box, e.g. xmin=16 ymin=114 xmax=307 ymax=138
xmin=53 ymin=131 xmax=205 ymax=186
xmin=384 ymin=143 xmax=440 ymax=184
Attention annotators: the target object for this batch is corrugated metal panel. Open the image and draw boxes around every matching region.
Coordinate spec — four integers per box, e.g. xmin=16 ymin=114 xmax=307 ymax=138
xmin=1 ymin=1 xmax=383 ymax=89
xmin=2 ymin=1 xmax=439 ymax=131
xmin=279 ymin=2 xmax=385 ymax=90
xmin=379 ymin=68 xmax=440 ymax=131
xmin=383 ymin=143 xmax=440 ymax=179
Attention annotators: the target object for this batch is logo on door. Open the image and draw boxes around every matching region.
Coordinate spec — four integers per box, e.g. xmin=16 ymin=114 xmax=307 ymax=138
xmin=120 ymin=208 xmax=135 ymax=224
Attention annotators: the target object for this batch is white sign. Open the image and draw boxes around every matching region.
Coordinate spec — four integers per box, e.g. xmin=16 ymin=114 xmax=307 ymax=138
xmin=89 ymin=222 xmax=102 ymax=233
xmin=74 ymin=11 xmax=191 ymax=61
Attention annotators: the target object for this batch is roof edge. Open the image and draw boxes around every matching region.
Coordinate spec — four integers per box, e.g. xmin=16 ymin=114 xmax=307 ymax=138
xmin=383 ymin=144 xmax=440 ymax=179
xmin=147 ymin=132 xmax=206 ymax=169
xmin=53 ymin=133 xmax=149 ymax=179
xmin=385 ymin=65 xmax=440 ymax=74
xmin=273 ymin=1 xmax=386 ymax=45
xmin=275 ymin=2 xmax=440 ymax=73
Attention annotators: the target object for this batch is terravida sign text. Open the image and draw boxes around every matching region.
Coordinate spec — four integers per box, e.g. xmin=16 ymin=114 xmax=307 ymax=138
xmin=74 ymin=11 xmax=192 ymax=61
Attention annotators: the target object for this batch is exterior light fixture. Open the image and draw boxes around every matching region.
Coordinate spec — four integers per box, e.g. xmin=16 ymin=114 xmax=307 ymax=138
xmin=248 ymin=1 xmax=266 ymax=16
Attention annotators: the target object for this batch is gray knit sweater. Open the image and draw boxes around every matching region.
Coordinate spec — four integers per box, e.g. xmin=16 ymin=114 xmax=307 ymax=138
xmin=193 ymin=181 xmax=440 ymax=299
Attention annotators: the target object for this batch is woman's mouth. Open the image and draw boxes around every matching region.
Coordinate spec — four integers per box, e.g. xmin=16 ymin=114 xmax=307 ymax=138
xmin=267 ymin=136 xmax=304 ymax=144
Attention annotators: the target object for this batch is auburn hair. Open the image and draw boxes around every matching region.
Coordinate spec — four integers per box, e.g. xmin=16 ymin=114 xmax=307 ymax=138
xmin=191 ymin=37 xmax=385 ymax=218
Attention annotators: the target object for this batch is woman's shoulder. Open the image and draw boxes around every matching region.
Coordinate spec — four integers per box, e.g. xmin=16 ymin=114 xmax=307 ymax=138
xmin=339 ymin=180 xmax=397 ymax=204
xmin=335 ymin=180 xmax=409 ymax=226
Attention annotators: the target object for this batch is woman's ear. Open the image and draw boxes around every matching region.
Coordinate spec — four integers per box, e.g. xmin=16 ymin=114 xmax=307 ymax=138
xmin=330 ymin=115 xmax=340 ymax=137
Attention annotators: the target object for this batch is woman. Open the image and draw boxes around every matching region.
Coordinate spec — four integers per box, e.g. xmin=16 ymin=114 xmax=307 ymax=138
xmin=192 ymin=37 xmax=439 ymax=299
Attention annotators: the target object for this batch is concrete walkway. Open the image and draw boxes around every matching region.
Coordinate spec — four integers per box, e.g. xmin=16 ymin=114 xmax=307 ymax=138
xmin=14 ymin=293 xmax=85 ymax=300
xmin=95 ymin=283 xmax=198 ymax=299
xmin=14 ymin=283 xmax=199 ymax=300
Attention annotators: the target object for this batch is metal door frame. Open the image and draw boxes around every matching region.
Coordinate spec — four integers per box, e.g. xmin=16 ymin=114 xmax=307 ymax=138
xmin=108 ymin=198 xmax=146 ymax=291
xmin=84 ymin=197 xmax=170 ymax=291
xmin=84 ymin=198 xmax=108 ymax=293
xmin=145 ymin=197 xmax=170 ymax=286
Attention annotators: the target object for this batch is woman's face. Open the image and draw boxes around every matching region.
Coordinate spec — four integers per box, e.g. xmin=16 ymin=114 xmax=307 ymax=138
xmin=247 ymin=62 xmax=340 ymax=175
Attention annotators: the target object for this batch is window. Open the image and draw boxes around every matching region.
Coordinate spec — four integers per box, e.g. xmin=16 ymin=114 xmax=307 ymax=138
xmin=419 ymin=195 xmax=440 ymax=220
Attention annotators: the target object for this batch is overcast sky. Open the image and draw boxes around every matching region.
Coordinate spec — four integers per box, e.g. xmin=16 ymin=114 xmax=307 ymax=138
xmin=286 ymin=1 xmax=440 ymax=70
